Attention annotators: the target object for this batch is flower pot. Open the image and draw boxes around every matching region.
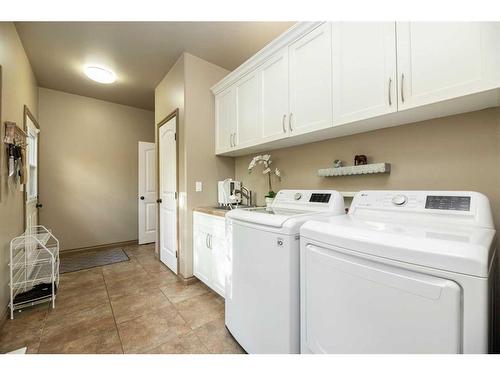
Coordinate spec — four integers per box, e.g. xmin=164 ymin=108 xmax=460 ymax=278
xmin=265 ymin=197 xmax=274 ymax=207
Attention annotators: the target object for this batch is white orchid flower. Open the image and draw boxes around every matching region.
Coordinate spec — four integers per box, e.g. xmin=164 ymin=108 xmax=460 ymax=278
xmin=262 ymin=167 xmax=271 ymax=174
xmin=262 ymin=154 xmax=271 ymax=161
xmin=275 ymin=168 xmax=281 ymax=177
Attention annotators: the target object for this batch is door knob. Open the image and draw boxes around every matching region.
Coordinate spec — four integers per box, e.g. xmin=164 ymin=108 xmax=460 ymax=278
xmin=156 ymin=199 xmax=162 ymax=203
xmin=36 ymin=203 xmax=43 ymax=208
xmin=140 ymin=196 xmax=145 ymax=200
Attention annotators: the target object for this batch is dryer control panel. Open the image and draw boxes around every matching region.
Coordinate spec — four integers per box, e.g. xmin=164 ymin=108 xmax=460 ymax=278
xmin=349 ymin=190 xmax=494 ymax=228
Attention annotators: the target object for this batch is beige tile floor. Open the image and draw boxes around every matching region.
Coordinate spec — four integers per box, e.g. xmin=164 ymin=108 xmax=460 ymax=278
xmin=0 ymin=243 xmax=245 ymax=354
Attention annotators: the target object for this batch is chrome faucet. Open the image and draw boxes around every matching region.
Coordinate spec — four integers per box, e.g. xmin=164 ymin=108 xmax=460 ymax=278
xmin=234 ymin=186 xmax=253 ymax=207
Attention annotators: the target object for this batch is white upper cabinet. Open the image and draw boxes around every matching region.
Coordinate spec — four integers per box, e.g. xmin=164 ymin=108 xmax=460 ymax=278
xmin=288 ymin=22 xmax=333 ymax=136
xmin=215 ymin=87 xmax=236 ymax=153
xmin=235 ymin=71 xmax=262 ymax=148
xmin=212 ymin=22 xmax=500 ymax=156
xmin=260 ymin=48 xmax=289 ymax=142
xmin=396 ymin=22 xmax=494 ymax=110
xmin=332 ymin=22 xmax=397 ymax=124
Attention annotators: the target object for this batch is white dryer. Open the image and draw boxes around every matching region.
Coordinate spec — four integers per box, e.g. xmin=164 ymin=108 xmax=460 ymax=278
xmin=300 ymin=190 xmax=497 ymax=354
xmin=225 ymin=190 xmax=345 ymax=354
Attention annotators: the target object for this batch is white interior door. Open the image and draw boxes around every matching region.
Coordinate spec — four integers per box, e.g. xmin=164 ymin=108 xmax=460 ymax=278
xmin=159 ymin=117 xmax=178 ymax=274
xmin=25 ymin=114 xmax=39 ymax=231
xmin=138 ymin=141 xmax=156 ymax=244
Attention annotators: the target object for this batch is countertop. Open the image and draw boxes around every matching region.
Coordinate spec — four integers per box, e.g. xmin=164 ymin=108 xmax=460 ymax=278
xmin=193 ymin=206 xmax=230 ymax=218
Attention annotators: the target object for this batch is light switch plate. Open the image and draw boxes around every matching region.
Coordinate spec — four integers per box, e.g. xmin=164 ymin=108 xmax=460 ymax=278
xmin=195 ymin=181 xmax=203 ymax=192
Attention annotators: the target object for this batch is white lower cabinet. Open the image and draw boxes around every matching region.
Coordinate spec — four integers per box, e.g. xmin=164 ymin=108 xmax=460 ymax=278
xmin=193 ymin=212 xmax=228 ymax=298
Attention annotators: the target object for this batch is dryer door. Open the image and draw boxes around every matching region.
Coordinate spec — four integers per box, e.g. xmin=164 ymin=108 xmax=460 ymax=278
xmin=301 ymin=243 xmax=462 ymax=353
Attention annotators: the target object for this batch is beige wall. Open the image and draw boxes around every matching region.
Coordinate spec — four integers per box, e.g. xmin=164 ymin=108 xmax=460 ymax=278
xmin=0 ymin=23 xmax=39 ymax=314
xmin=183 ymin=53 xmax=234 ymax=277
xmin=155 ymin=53 xmax=233 ymax=278
xmin=38 ymin=88 xmax=154 ymax=251
xmin=235 ymin=109 xmax=500 ymax=232
xmin=154 ymin=54 xmax=186 ymax=273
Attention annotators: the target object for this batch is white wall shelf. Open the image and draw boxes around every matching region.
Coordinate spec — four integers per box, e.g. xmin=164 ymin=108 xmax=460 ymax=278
xmin=318 ymin=163 xmax=391 ymax=177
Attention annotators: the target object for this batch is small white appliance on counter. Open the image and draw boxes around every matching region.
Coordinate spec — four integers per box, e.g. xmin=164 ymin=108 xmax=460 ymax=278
xmin=218 ymin=179 xmax=241 ymax=206
xmin=225 ymin=190 xmax=345 ymax=354
xmin=300 ymin=190 xmax=497 ymax=354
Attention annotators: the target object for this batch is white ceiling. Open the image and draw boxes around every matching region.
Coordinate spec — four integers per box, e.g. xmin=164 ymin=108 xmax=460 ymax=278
xmin=15 ymin=22 xmax=295 ymax=110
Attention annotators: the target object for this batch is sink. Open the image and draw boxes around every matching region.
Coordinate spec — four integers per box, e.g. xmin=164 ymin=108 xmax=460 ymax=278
xmin=212 ymin=205 xmax=253 ymax=211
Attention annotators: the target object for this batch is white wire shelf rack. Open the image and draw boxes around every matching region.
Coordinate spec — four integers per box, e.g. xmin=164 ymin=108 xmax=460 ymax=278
xmin=9 ymin=225 xmax=60 ymax=319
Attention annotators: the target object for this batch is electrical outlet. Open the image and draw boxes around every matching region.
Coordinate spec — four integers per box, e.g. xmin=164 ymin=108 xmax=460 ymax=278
xmin=195 ymin=181 xmax=203 ymax=192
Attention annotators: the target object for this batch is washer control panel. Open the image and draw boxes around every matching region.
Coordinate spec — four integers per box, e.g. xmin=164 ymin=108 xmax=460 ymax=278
xmin=272 ymin=190 xmax=344 ymax=213
xmin=309 ymin=193 xmax=331 ymax=203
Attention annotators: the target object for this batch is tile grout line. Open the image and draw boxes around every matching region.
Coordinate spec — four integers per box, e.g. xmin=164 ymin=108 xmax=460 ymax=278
xmin=102 ymin=267 xmax=125 ymax=354
xmin=34 ymin=303 xmax=51 ymax=353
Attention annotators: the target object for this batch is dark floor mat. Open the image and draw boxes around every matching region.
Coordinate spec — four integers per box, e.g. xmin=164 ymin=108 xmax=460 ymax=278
xmin=60 ymin=248 xmax=129 ymax=273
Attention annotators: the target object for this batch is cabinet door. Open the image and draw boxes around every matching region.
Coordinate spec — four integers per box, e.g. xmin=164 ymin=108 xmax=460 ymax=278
xmin=210 ymin=234 xmax=228 ymax=298
xmin=215 ymin=87 xmax=236 ymax=153
xmin=289 ymin=22 xmax=333 ymax=136
xmin=193 ymin=226 xmax=211 ymax=286
xmin=332 ymin=22 xmax=397 ymax=125
xmin=260 ymin=48 xmax=289 ymax=141
xmin=396 ymin=22 xmax=487 ymax=110
xmin=235 ymin=71 xmax=261 ymax=148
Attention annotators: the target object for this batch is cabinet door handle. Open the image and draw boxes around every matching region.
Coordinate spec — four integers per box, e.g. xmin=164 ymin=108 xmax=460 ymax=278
xmin=289 ymin=113 xmax=293 ymax=132
xmin=232 ymin=133 xmax=236 ymax=147
xmin=282 ymin=114 xmax=287 ymax=133
xmin=388 ymin=78 xmax=392 ymax=106
xmin=205 ymin=233 xmax=209 ymax=248
xmin=401 ymin=74 xmax=405 ymax=103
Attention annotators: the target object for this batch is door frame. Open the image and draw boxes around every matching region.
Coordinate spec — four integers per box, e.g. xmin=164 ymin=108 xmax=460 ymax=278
xmin=156 ymin=109 xmax=180 ymax=273
xmin=23 ymin=105 xmax=40 ymax=231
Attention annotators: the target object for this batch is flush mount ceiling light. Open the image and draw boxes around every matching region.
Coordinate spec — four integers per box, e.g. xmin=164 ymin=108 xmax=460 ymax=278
xmin=84 ymin=65 xmax=116 ymax=84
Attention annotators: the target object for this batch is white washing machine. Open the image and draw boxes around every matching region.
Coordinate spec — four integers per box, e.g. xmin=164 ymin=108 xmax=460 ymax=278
xmin=300 ymin=190 xmax=497 ymax=354
xmin=225 ymin=190 xmax=345 ymax=354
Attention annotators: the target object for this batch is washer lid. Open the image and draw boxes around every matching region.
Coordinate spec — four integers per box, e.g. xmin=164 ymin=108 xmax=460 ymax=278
xmin=226 ymin=189 xmax=345 ymax=230
xmin=227 ymin=207 xmax=317 ymax=228
xmin=300 ymin=215 xmax=496 ymax=277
